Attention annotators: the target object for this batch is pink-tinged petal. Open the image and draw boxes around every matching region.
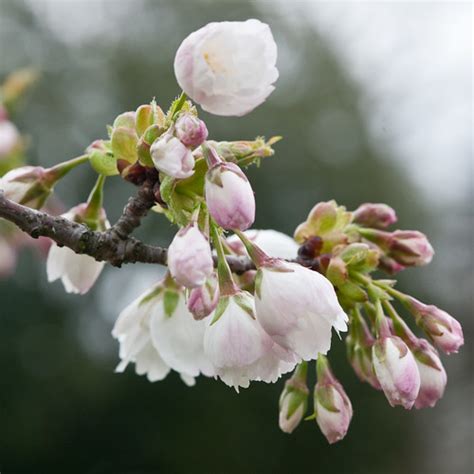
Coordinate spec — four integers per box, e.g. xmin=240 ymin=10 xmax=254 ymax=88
xmin=372 ymin=336 xmax=420 ymax=409
xmin=167 ymin=224 xmax=213 ymax=289
xmin=255 ymin=262 xmax=347 ymax=361
xmin=174 ymin=20 xmax=278 ymax=117
xmin=205 ymin=162 xmax=255 ymax=231
xmin=150 ymin=295 xmax=214 ymax=379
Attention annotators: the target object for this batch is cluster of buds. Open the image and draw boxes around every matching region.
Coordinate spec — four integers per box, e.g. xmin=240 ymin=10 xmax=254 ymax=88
xmin=280 ymin=198 xmax=463 ymax=442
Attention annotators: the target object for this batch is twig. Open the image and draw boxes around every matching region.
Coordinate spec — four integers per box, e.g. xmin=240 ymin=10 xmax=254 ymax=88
xmin=0 ymin=190 xmax=256 ymax=272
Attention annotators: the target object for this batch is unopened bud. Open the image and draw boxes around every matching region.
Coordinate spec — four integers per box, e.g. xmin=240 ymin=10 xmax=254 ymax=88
xmin=151 ymin=132 xmax=195 ymax=179
xmin=167 ymin=223 xmax=213 ymax=288
xmin=372 ymin=335 xmax=420 ymax=409
xmin=411 ymin=339 xmax=447 ymax=409
xmin=404 ymin=296 xmax=463 ymax=354
xmin=0 ymin=166 xmax=50 ymax=209
xmin=314 ymin=356 xmax=353 ymax=444
xmin=378 ymin=255 xmax=406 ymax=274
xmin=212 ymin=137 xmax=279 ymax=165
xmin=187 ymin=276 xmax=219 ymax=320
xmin=362 ymin=229 xmax=434 ymax=267
xmin=353 ymin=203 xmax=397 ymax=229
xmin=175 ymin=113 xmax=208 ymax=148
xmin=279 ymin=363 xmax=309 ymax=434
xmin=205 ymin=162 xmax=255 ymax=231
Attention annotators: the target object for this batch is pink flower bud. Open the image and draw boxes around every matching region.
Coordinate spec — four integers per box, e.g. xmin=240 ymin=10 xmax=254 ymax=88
xmin=405 ymin=297 xmax=464 ymax=354
xmin=167 ymin=224 xmax=214 ymax=289
xmin=205 ymin=162 xmax=255 ymax=231
xmin=0 ymin=166 xmax=49 ymax=209
xmin=362 ymin=229 xmax=434 ymax=267
xmin=372 ymin=335 xmax=420 ymax=409
xmin=0 ymin=120 xmax=20 ymax=158
xmin=314 ymin=358 xmax=353 ymax=444
xmin=150 ymin=133 xmax=194 ymax=179
xmin=279 ymin=364 xmax=309 ymax=434
xmin=412 ymin=340 xmax=447 ymax=409
xmin=175 ymin=113 xmax=208 ymax=148
xmin=378 ymin=256 xmax=406 ymax=275
xmin=390 ymin=230 xmax=434 ymax=266
xmin=187 ymin=276 xmax=219 ymax=320
xmin=353 ymin=203 xmax=397 ymax=229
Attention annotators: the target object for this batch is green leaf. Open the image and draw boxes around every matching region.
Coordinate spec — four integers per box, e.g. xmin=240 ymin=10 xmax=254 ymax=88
xmin=254 ymin=270 xmax=263 ymax=299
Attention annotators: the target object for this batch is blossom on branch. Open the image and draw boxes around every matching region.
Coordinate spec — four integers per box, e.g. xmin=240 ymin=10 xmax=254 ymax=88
xmin=174 ymin=19 xmax=278 ymax=116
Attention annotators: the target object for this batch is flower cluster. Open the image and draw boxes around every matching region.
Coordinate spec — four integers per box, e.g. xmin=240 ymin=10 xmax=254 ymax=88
xmin=0 ymin=20 xmax=464 ymax=445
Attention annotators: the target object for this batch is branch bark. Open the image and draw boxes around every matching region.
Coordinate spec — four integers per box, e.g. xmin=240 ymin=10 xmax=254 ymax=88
xmin=0 ymin=190 xmax=255 ymax=273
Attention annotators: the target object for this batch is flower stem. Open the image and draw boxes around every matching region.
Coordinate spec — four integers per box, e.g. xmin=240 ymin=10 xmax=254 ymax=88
xmin=233 ymin=229 xmax=269 ymax=268
xmin=210 ymin=223 xmax=239 ymax=296
xmin=84 ymin=174 xmax=106 ymax=223
xmin=45 ymin=154 xmax=89 ymax=185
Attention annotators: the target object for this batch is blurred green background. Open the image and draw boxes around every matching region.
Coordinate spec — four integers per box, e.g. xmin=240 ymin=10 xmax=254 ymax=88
xmin=0 ymin=1 xmax=472 ymax=473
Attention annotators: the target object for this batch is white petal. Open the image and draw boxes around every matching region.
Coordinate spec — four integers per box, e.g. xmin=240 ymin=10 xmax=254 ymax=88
xmin=150 ymin=295 xmax=214 ymax=378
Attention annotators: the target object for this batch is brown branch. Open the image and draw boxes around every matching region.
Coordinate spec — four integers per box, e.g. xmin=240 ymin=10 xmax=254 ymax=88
xmin=0 ymin=190 xmax=256 ymax=272
xmin=110 ymin=175 xmax=158 ymax=240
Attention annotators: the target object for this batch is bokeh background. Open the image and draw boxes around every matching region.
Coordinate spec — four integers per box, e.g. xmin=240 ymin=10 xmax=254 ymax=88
xmin=0 ymin=1 xmax=472 ymax=473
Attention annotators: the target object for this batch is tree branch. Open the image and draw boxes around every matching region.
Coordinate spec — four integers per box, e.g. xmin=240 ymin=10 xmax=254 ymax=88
xmin=110 ymin=175 xmax=158 ymax=240
xmin=0 ymin=190 xmax=255 ymax=272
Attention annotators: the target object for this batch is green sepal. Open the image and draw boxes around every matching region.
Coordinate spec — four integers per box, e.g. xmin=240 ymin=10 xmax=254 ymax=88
xmin=210 ymin=297 xmax=230 ymax=325
xmin=163 ymin=290 xmax=180 ymax=318
xmin=254 ymin=269 xmax=263 ymax=299
xmin=284 ymin=390 xmax=308 ymax=420
xmin=206 ymin=165 xmax=224 ymax=187
xmin=174 ymin=158 xmax=207 ymax=197
xmin=159 ymin=175 xmax=196 ymax=226
xmin=326 ymin=257 xmax=348 ymax=287
xmin=89 ymin=149 xmax=119 ymax=176
xmin=233 ymin=293 xmax=255 ymax=319
xmin=139 ymin=286 xmax=163 ymax=306
xmin=314 ymin=385 xmax=340 ymax=413
xmin=413 ymin=347 xmax=443 ymax=371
